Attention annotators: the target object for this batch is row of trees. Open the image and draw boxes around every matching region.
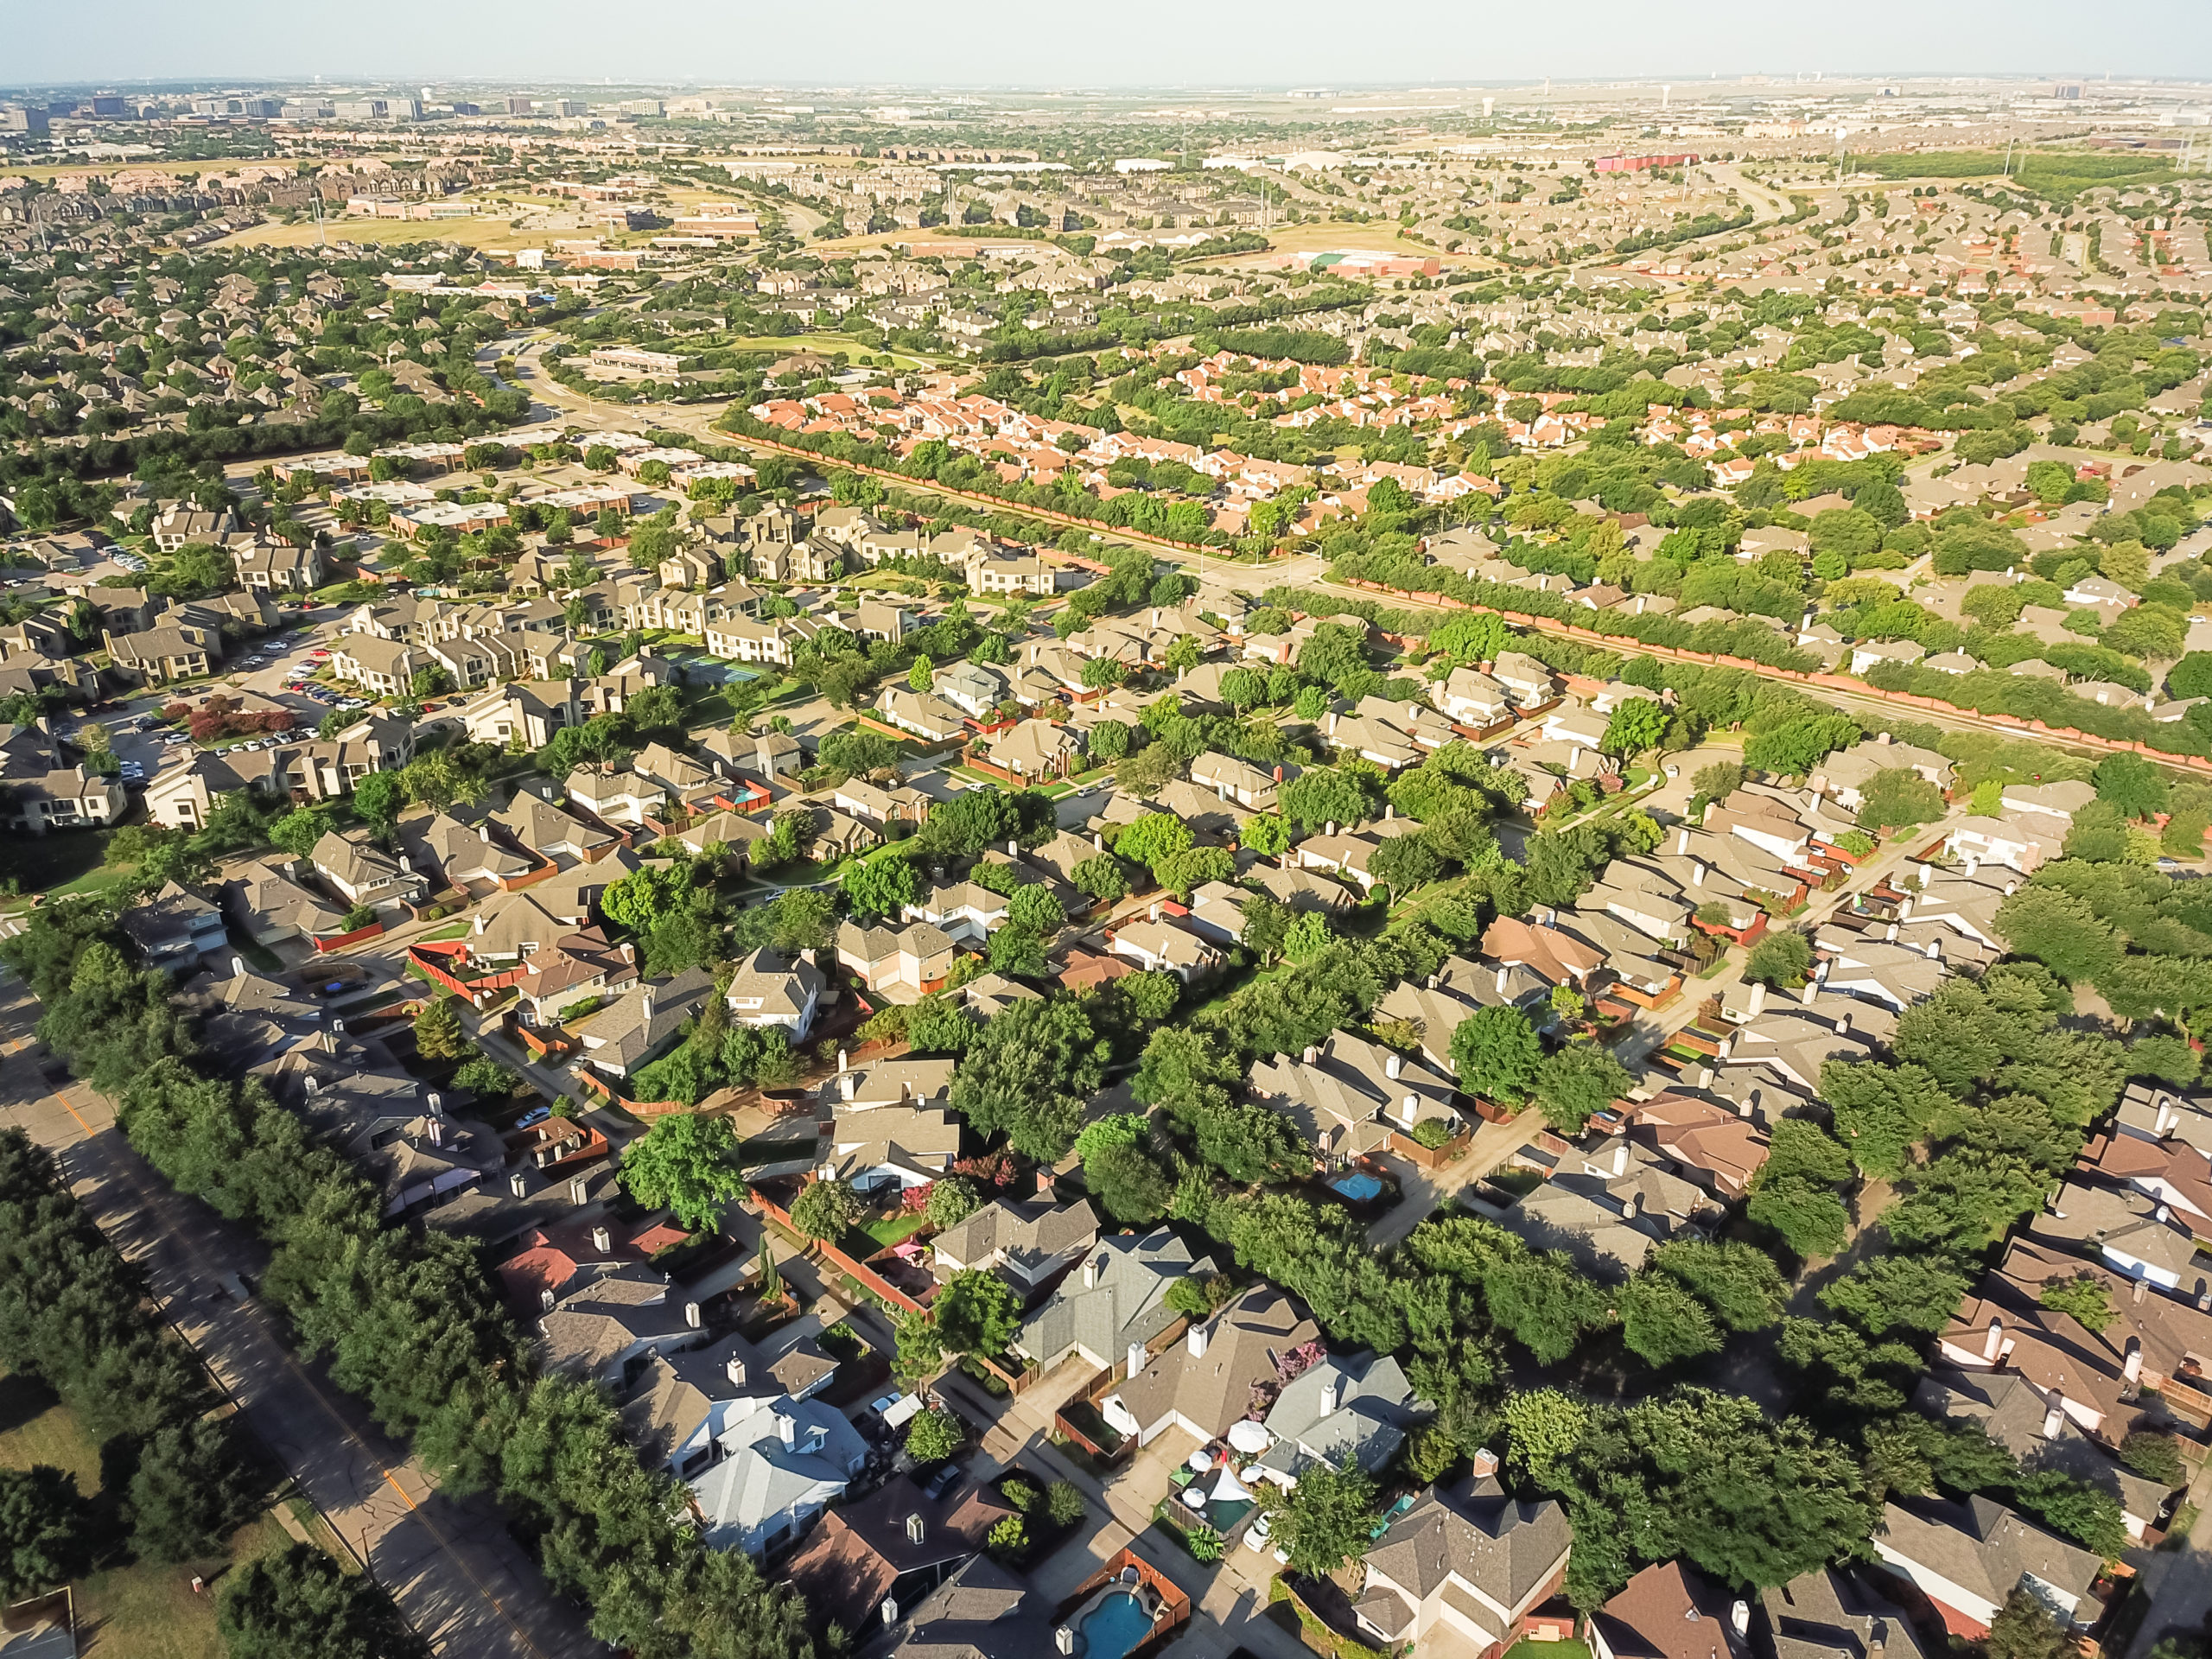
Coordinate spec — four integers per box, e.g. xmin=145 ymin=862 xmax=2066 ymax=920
xmin=0 ymin=902 xmax=817 ymax=1659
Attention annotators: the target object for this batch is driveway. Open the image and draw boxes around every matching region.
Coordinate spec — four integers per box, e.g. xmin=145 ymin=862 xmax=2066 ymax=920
xmin=0 ymin=980 xmax=599 ymax=1659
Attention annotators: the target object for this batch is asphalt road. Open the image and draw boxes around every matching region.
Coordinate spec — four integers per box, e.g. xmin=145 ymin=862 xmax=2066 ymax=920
xmin=0 ymin=978 xmax=600 ymax=1659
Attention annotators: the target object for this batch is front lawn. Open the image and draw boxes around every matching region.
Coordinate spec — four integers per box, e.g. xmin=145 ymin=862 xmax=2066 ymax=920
xmin=857 ymin=1210 xmax=932 ymax=1250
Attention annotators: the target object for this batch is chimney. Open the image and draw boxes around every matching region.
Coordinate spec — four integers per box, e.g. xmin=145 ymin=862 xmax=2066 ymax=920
xmin=232 ymin=955 xmax=245 ymax=977
xmin=427 ymin=1091 xmax=444 ymax=1117
xmin=641 ymin=988 xmax=655 ymax=1025
xmin=1328 ymin=712 xmax=1339 ymax=735
xmin=1885 ymin=922 xmax=1898 ymax=943
xmin=425 ymin=1116 xmax=444 ymax=1147
xmin=1984 ymin=1316 xmax=2004 ymax=1363
xmin=2123 ymin=1339 xmax=2143 ymax=1385
xmin=2133 ymin=1276 xmax=2148 ymax=1306
xmin=1084 ymin=1253 xmax=1102 ymax=1289
xmin=906 ymin=1512 xmax=926 ymax=1546
xmin=1057 ymin=1628 xmax=1076 ymax=1656
xmin=1746 ymin=981 xmax=1767 ymax=1020
xmin=1925 ymin=938 xmax=1941 ymax=960
xmin=1385 ymin=1052 xmax=1402 ymax=1081
xmin=1963 ymin=855 xmax=1979 ymax=878
xmin=2156 ymin=1099 xmax=2179 ymax=1137
xmin=1128 ymin=1339 xmax=1147 ymax=1376
xmin=1319 ymin=1382 xmax=1338 ymax=1416
xmin=569 ymin=1175 xmax=589 ymax=1205
xmin=510 ymin=1172 xmax=528 ymax=1198
xmin=2041 ymin=1390 xmax=2065 ymax=1440
xmin=1612 ymin=1142 xmax=1630 ymax=1178
xmin=1150 ymin=900 xmax=1162 ymax=924
xmin=539 ymin=1286 xmax=556 ymax=1311
xmin=684 ymin=1300 xmax=702 ymax=1329
xmin=1274 ymin=765 xmax=1284 ymax=783
xmin=620 ymin=941 xmax=634 ymax=963
xmin=1834 ymin=1010 xmax=1852 ymax=1035
xmin=1384 ymin=804 xmax=1395 ymax=821
xmin=1492 ymin=963 xmax=1510 ymax=999
xmin=838 ymin=1049 xmax=849 ymax=1073
xmin=1675 ymin=827 xmax=1689 ymax=856
xmin=840 ymin=1072 xmax=855 ymax=1102
xmin=1690 ymin=861 xmax=1705 ymax=887
xmin=592 ymin=1224 xmax=612 ymax=1254
xmin=1187 ymin=1320 xmax=1210 ymax=1358
xmin=1302 ymin=1044 xmax=1319 ymax=1065
xmin=778 ymin=1413 xmax=796 ymax=1448
xmin=1732 ymin=1602 xmax=1751 ymax=1640
xmin=1007 ymin=838 xmax=1019 ymax=857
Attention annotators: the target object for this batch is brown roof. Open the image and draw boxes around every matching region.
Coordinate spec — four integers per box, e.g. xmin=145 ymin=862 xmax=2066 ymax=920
xmin=1590 ymin=1562 xmax=1748 ymax=1659
xmin=783 ymin=1472 xmax=1014 ymax=1621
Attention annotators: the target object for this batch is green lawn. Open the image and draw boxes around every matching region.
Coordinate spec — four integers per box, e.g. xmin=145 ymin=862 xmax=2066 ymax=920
xmin=1506 ymin=1640 xmax=1588 ymax=1659
xmin=0 ymin=1373 xmax=296 ymax=1659
xmin=857 ymin=1211 xmax=932 ymax=1250
xmin=11 ymin=830 xmax=139 ymax=901
xmin=417 ymin=921 xmax=473 ymax=943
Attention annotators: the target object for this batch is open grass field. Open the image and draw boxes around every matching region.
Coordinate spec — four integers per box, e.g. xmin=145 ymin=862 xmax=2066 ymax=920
xmin=8 ymin=829 xmax=140 ymax=905
xmin=214 ymin=216 xmax=551 ymax=252
xmin=0 ymin=1373 xmax=296 ymax=1659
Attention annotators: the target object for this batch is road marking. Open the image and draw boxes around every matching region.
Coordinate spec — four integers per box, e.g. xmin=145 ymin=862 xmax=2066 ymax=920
xmin=49 ymin=1095 xmax=96 ymax=1140
xmin=383 ymin=1469 xmax=420 ymax=1510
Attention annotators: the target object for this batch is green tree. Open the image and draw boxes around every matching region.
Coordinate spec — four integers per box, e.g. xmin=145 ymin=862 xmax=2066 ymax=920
xmin=411 ymin=995 xmax=467 ymax=1062
xmin=905 ymin=1408 xmax=962 ymax=1464
xmin=1071 ymin=855 xmax=1127 ymax=906
xmin=1115 ymin=813 xmax=1193 ymax=874
xmin=1273 ymin=1465 xmax=1381 ymax=1575
xmin=1855 ymin=768 xmax=1945 ymax=830
xmin=1650 ymin=1240 xmax=1788 ymax=1332
xmin=1618 ymin=1272 xmax=1722 ymax=1367
xmin=1743 ymin=929 xmax=1813 ymax=988
xmin=1502 ymin=1388 xmax=1590 ymax=1487
xmin=1084 ymin=1140 xmax=1173 ymax=1224
xmin=351 ymin=769 xmax=404 ymax=832
xmin=603 ymin=862 xmax=694 ymax=935
xmin=619 ymin=1112 xmax=745 ymax=1232
xmin=1530 ymin=1045 xmax=1631 ymax=1133
xmin=907 ymin=655 xmax=935 ymax=693
xmin=1982 ymin=1588 xmax=2073 ymax=1659
xmin=842 ymin=854 xmax=919 ymax=921
xmin=0 ymin=1466 xmax=90 ymax=1601
xmin=127 ymin=1418 xmax=261 ymax=1564
xmin=948 ymin=999 xmax=1109 ymax=1161
xmin=933 ymin=1269 xmax=1021 ymax=1357
xmin=789 ymin=1178 xmax=863 ymax=1243
xmin=925 ymin=1177 xmax=981 ymax=1229
xmin=1602 ymin=697 xmax=1668 ymax=760
xmin=1243 ymin=813 xmax=1292 ymax=857
xmin=2094 ymin=752 xmax=2170 ymax=822
xmin=1448 ymin=1005 xmax=1544 ymax=1103
xmin=218 ymin=1543 xmax=428 ymax=1659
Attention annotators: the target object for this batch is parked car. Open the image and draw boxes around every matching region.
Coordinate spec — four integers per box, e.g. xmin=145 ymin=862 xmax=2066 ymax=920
xmin=1243 ymin=1512 xmax=1273 ymax=1552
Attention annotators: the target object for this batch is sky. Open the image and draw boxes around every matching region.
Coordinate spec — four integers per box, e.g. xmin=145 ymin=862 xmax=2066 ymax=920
xmin=6 ymin=0 xmax=2211 ymax=91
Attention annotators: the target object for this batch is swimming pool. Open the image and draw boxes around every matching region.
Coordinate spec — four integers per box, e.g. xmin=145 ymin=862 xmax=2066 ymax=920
xmin=1329 ymin=1172 xmax=1384 ymax=1202
xmin=1077 ymin=1591 xmax=1154 ymax=1659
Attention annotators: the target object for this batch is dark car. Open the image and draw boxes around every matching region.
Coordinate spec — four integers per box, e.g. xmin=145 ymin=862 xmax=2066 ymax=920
xmin=918 ymin=1462 xmax=963 ymax=1502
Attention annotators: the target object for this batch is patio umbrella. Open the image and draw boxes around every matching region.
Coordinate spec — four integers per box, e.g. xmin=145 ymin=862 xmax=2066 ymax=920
xmin=1181 ymin=1486 xmax=1208 ymax=1511
xmin=1226 ymin=1420 xmax=1270 ymax=1455
xmin=1185 ymin=1448 xmax=1214 ymax=1473
xmin=1210 ymin=1465 xmax=1255 ymax=1504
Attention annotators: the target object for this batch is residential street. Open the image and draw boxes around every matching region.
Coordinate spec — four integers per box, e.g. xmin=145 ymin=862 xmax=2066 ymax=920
xmin=0 ymin=977 xmax=601 ymax=1659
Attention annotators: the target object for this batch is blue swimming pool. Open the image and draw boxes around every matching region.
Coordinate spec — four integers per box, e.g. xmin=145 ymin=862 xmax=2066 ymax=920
xmin=1077 ymin=1591 xmax=1154 ymax=1659
xmin=1329 ymin=1172 xmax=1384 ymax=1202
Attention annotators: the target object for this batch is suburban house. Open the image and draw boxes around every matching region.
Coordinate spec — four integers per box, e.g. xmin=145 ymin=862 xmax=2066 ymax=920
xmin=1759 ymin=1569 xmax=1926 ymax=1659
xmin=1015 ymin=1226 xmax=1216 ymax=1374
xmin=687 ymin=1391 xmax=870 ymax=1558
xmin=310 ymin=828 xmax=428 ymax=912
xmin=1870 ymin=1496 xmax=2101 ymax=1637
xmin=930 ymin=1198 xmax=1100 ymax=1302
xmin=835 ymin=920 xmax=956 ymax=998
xmin=1353 ymin=1459 xmax=1574 ymax=1659
xmin=1253 ymin=1350 xmax=1419 ymax=1488
xmin=1247 ymin=1031 xmax=1460 ymax=1166
xmin=1100 ymin=1288 xmax=1319 ymax=1450
xmin=1108 ymin=914 xmax=1224 ymax=981
xmin=1588 ymin=1561 xmax=1751 ymax=1659
xmin=118 ymin=880 xmax=230 ymax=965
xmin=538 ymin=1266 xmax=708 ymax=1391
xmin=723 ymin=947 xmax=827 ymax=1038
xmin=783 ymin=1473 xmax=1018 ymax=1635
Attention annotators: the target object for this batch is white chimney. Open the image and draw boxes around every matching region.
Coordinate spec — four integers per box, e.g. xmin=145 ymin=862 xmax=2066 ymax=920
xmin=1056 ymin=1628 xmax=1076 ymax=1656
xmin=1385 ymin=1052 xmax=1402 ymax=1081
xmin=641 ymin=987 xmax=654 ymax=1025
xmin=1612 ymin=1142 xmax=1630 ymax=1178
xmin=1675 ymin=827 xmax=1689 ymax=855
xmin=509 ymin=1172 xmax=528 ymax=1198
xmin=906 ymin=1512 xmax=926 ymax=1546
xmin=2041 ymin=1391 xmax=2065 ymax=1440
xmin=569 ymin=1175 xmax=589 ymax=1205
xmin=728 ymin=1355 xmax=747 ymax=1388
xmin=592 ymin=1224 xmax=612 ymax=1254
xmin=1746 ymin=981 xmax=1767 ymax=1020
xmin=2123 ymin=1340 xmax=2144 ymax=1385
xmin=881 ymin=1599 xmax=900 ymax=1628
xmin=232 ymin=956 xmax=245 ymax=977
xmin=684 ymin=1300 xmax=702 ymax=1329
xmin=1007 ymin=838 xmax=1019 ymax=857
xmin=2156 ymin=1100 xmax=2179 ymax=1137
xmin=1319 ymin=1382 xmax=1338 ymax=1416
xmin=778 ymin=1412 xmax=796 ymax=1448
xmin=1985 ymin=1316 xmax=2004 ymax=1363
xmin=1187 ymin=1320 xmax=1210 ymax=1358
xmin=1128 ymin=1340 xmax=1147 ymax=1376
xmin=1084 ymin=1253 xmax=1102 ymax=1289
xmin=840 ymin=1072 xmax=855 ymax=1103
xmin=539 ymin=1286 xmax=556 ymax=1311
xmin=1690 ymin=861 xmax=1705 ymax=887
xmin=838 ymin=1048 xmax=849 ymax=1073
xmin=1302 ymin=1044 xmax=1319 ymax=1065
xmin=1092 ymin=832 xmax=1103 ymax=851
xmin=1731 ymin=1602 xmax=1751 ymax=1639
xmin=1495 ymin=964 xmax=1510 ymax=996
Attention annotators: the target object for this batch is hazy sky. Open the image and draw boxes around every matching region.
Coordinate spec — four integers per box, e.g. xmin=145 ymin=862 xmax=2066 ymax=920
xmin=8 ymin=0 xmax=2211 ymax=90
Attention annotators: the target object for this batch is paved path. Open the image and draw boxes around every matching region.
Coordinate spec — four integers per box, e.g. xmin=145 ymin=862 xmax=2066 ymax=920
xmin=0 ymin=982 xmax=599 ymax=1659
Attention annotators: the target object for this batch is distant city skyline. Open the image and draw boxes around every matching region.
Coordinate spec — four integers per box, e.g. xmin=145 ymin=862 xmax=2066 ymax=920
xmin=8 ymin=0 xmax=2212 ymax=92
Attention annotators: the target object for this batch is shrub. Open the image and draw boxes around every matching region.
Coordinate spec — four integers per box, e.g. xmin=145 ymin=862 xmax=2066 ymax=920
xmin=906 ymin=1408 xmax=962 ymax=1464
xmin=1183 ymin=1523 xmax=1224 ymax=1562
xmin=1047 ymin=1479 xmax=1086 ymax=1526
xmin=1001 ymin=1478 xmax=1038 ymax=1513
xmin=986 ymin=1515 xmax=1027 ymax=1554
